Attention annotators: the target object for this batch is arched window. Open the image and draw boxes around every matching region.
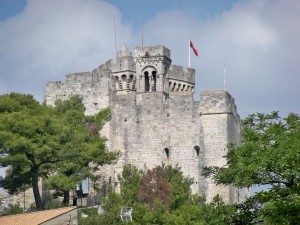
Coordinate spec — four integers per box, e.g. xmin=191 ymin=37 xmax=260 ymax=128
xmin=142 ymin=66 xmax=157 ymax=92
xmin=182 ymin=84 xmax=186 ymax=91
xmin=122 ymin=74 xmax=127 ymax=90
xmin=172 ymin=82 xmax=176 ymax=92
xmin=177 ymin=83 xmax=181 ymax=92
xmin=129 ymin=74 xmax=134 ymax=81
xmin=152 ymin=71 xmax=157 ymax=91
xmin=115 ymin=76 xmax=121 ymax=90
xmin=194 ymin=146 xmax=200 ymax=157
xmin=128 ymin=74 xmax=134 ymax=89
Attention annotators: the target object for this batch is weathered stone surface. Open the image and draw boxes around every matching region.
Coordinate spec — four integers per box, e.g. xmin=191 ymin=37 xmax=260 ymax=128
xmin=44 ymin=45 xmax=249 ymax=204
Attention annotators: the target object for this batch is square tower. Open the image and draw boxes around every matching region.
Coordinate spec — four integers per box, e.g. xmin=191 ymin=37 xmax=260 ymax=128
xmin=134 ymin=46 xmax=172 ymax=93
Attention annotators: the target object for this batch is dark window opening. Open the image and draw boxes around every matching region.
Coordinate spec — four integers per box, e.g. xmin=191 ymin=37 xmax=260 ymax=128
xmin=194 ymin=146 xmax=200 ymax=157
xmin=164 ymin=148 xmax=169 ymax=158
xmin=144 ymin=71 xmax=149 ymax=92
xmin=152 ymin=71 xmax=157 ymax=91
xmin=129 ymin=74 xmax=134 ymax=81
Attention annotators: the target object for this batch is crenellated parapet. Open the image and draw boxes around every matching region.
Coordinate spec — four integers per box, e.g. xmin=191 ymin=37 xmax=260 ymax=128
xmin=199 ymin=90 xmax=240 ymax=122
xmin=65 ymin=72 xmax=93 ymax=84
xmin=44 ymin=62 xmax=112 ymax=115
xmin=134 ymin=45 xmax=171 ymax=60
xmin=168 ymin=65 xmax=195 ymax=93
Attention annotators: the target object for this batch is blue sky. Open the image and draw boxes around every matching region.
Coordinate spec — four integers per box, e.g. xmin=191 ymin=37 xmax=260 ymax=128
xmin=104 ymin=0 xmax=240 ymax=29
xmin=0 ymin=0 xmax=299 ymax=119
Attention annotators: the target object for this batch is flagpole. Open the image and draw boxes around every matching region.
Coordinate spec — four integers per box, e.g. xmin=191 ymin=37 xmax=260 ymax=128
xmin=189 ymin=38 xmax=191 ymax=68
xmin=142 ymin=20 xmax=144 ymax=47
xmin=224 ymin=65 xmax=226 ymax=91
xmin=114 ymin=17 xmax=117 ymax=57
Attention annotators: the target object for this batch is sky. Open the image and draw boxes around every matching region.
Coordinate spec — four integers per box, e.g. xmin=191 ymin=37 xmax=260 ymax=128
xmin=0 ymin=0 xmax=299 ymax=119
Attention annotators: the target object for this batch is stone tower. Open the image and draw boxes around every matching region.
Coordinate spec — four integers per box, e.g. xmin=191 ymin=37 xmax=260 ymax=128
xmin=44 ymin=45 xmax=248 ymax=203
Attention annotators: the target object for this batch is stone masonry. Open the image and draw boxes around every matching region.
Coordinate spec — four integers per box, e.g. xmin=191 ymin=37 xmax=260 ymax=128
xmin=44 ymin=45 xmax=249 ymax=204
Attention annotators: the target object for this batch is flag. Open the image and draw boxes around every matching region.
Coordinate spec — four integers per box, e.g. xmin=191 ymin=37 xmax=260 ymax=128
xmin=190 ymin=40 xmax=198 ymax=56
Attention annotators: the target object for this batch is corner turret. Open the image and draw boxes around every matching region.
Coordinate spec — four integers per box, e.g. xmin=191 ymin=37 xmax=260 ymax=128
xmin=111 ymin=44 xmax=136 ymax=95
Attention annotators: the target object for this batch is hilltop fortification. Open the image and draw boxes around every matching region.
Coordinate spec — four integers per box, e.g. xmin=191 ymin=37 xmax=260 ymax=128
xmin=45 ymin=44 xmax=248 ymax=203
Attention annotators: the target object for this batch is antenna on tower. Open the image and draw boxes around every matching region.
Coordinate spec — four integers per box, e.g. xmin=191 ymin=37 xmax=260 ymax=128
xmin=114 ymin=17 xmax=118 ymax=57
xmin=142 ymin=20 xmax=144 ymax=47
xmin=224 ymin=65 xmax=227 ymax=91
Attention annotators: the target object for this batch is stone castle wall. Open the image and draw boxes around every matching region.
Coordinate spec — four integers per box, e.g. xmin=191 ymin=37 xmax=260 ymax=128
xmin=43 ymin=45 xmax=248 ymax=204
xmin=109 ymin=92 xmax=202 ymax=193
xmin=45 ymin=61 xmax=113 ymax=115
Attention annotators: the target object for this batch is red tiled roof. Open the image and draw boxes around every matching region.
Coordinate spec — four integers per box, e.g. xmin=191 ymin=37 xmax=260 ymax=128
xmin=0 ymin=207 xmax=75 ymax=225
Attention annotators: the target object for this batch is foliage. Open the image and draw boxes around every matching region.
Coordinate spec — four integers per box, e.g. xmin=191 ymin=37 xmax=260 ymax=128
xmin=0 ymin=93 xmax=63 ymax=210
xmin=44 ymin=198 xmax=64 ymax=210
xmin=203 ymin=112 xmax=300 ymax=224
xmin=78 ymin=207 xmax=103 ymax=225
xmin=165 ymin=164 xmax=193 ymax=209
xmin=45 ymin=96 xmax=119 ymax=206
xmin=0 ymin=93 xmax=119 ymax=210
xmin=138 ymin=165 xmax=171 ymax=208
xmin=79 ymin=187 xmax=123 ymax=225
xmin=118 ymin=164 xmax=144 ymax=205
xmin=0 ymin=203 xmax=23 ymax=216
xmin=79 ymin=164 xmax=210 ymax=225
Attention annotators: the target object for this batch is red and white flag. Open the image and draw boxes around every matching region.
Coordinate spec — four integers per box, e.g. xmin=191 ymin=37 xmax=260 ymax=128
xmin=190 ymin=40 xmax=198 ymax=56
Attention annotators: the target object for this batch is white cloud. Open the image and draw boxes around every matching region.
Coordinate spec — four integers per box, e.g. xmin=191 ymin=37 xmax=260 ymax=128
xmin=0 ymin=0 xmax=299 ymax=117
xmin=0 ymin=0 xmax=132 ymax=100
xmin=217 ymin=3 xmax=278 ymax=51
xmin=142 ymin=0 xmax=300 ymax=117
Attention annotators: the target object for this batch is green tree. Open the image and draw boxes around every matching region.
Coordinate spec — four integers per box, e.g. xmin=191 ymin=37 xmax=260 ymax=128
xmin=95 ymin=164 xmax=200 ymax=225
xmin=0 ymin=93 xmax=119 ymax=210
xmin=203 ymin=112 xmax=300 ymax=224
xmin=0 ymin=203 xmax=23 ymax=216
xmin=0 ymin=93 xmax=63 ymax=210
xmin=118 ymin=164 xmax=144 ymax=204
xmin=199 ymin=195 xmax=236 ymax=225
xmin=164 ymin=164 xmax=193 ymax=209
xmin=79 ymin=164 xmax=246 ymax=225
xmin=45 ymin=96 xmax=119 ymax=206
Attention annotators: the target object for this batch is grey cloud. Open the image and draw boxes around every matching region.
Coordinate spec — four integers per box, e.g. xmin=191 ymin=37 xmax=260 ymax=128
xmin=0 ymin=0 xmax=132 ymax=101
xmin=141 ymin=0 xmax=300 ymax=117
xmin=0 ymin=0 xmax=299 ymax=118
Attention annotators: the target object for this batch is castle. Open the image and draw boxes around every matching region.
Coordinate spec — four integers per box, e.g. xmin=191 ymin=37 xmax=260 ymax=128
xmin=44 ymin=45 xmax=248 ymax=204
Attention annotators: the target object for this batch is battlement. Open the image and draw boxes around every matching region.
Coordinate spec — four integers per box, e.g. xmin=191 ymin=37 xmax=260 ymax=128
xmin=199 ymin=90 xmax=240 ymax=121
xmin=134 ymin=45 xmax=171 ymax=59
xmin=65 ymin=72 xmax=93 ymax=84
xmin=168 ymin=65 xmax=195 ymax=82
xmin=167 ymin=65 xmax=195 ymax=93
xmin=46 ymin=81 xmax=64 ymax=88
